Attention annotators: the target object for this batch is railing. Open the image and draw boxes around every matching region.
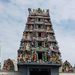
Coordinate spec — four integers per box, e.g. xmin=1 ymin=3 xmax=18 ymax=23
xmin=32 ymin=47 xmax=49 ymax=51
xmin=47 ymin=38 xmax=56 ymax=42
xmin=25 ymin=29 xmax=34 ymax=32
xmin=46 ymin=30 xmax=54 ymax=33
xmin=35 ymin=21 xmax=44 ymax=24
xmin=34 ymin=29 xmax=45 ymax=32
xmin=26 ymin=22 xmax=34 ymax=24
xmin=35 ymin=37 xmax=46 ymax=41
xmin=21 ymin=37 xmax=32 ymax=41
xmin=45 ymin=23 xmax=52 ymax=25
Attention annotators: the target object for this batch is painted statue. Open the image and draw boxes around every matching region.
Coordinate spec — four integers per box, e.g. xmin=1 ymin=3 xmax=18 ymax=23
xmin=26 ymin=43 xmax=30 ymax=51
xmin=42 ymin=52 xmax=48 ymax=62
xmin=48 ymin=50 xmax=52 ymax=61
xmin=33 ymin=50 xmax=37 ymax=62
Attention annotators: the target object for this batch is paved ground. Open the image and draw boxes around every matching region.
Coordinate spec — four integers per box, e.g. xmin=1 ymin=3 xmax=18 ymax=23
xmin=60 ymin=73 xmax=75 ymax=75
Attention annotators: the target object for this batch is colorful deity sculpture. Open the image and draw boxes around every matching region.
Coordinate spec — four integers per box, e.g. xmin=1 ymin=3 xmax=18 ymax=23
xmin=26 ymin=43 xmax=30 ymax=51
xmin=33 ymin=50 xmax=37 ymax=62
xmin=18 ymin=54 xmax=23 ymax=63
xmin=3 ymin=59 xmax=15 ymax=71
xmin=42 ymin=52 xmax=48 ymax=62
xmin=48 ymin=49 xmax=52 ymax=61
xmin=62 ymin=60 xmax=74 ymax=72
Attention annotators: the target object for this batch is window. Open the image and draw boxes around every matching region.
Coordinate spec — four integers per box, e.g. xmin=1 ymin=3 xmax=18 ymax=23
xmin=38 ymin=18 xmax=41 ymax=21
xmin=38 ymin=52 xmax=42 ymax=60
xmin=38 ymin=41 xmax=42 ymax=46
xmin=38 ymin=25 xmax=41 ymax=29
xmin=38 ymin=33 xmax=41 ymax=37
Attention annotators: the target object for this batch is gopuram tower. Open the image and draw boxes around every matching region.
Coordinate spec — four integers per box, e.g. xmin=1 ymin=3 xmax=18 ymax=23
xmin=17 ymin=8 xmax=61 ymax=75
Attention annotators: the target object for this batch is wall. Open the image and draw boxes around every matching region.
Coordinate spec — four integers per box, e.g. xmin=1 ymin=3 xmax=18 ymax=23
xmin=0 ymin=72 xmax=75 ymax=75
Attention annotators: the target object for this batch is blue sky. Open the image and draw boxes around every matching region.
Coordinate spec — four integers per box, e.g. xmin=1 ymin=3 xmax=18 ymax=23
xmin=0 ymin=0 xmax=75 ymax=66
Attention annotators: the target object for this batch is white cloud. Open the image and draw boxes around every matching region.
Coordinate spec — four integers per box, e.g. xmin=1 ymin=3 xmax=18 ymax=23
xmin=58 ymin=34 xmax=75 ymax=65
xmin=49 ymin=0 xmax=75 ymax=22
xmin=0 ymin=3 xmax=5 ymax=13
xmin=54 ymin=23 xmax=75 ymax=65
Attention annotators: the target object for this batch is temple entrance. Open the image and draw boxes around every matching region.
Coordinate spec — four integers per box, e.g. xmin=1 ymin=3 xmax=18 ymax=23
xmin=30 ymin=68 xmax=50 ymax=75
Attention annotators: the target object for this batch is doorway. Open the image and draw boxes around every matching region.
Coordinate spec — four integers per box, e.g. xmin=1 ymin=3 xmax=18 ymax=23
xmin=30 ymin=68 xmax=50 ymax=75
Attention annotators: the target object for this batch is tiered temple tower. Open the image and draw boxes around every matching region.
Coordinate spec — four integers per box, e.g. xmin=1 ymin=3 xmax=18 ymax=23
xmin=17 ymin=8 xmax=61 ymax=75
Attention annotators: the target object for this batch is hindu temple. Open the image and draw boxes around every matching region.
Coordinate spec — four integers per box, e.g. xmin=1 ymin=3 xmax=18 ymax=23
xmin=17 ymin=8 xmax=62 ymax=75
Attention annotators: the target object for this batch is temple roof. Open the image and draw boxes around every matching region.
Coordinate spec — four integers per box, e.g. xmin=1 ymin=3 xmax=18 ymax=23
xmin=28 ymin=8 xmax=49 ymax=16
